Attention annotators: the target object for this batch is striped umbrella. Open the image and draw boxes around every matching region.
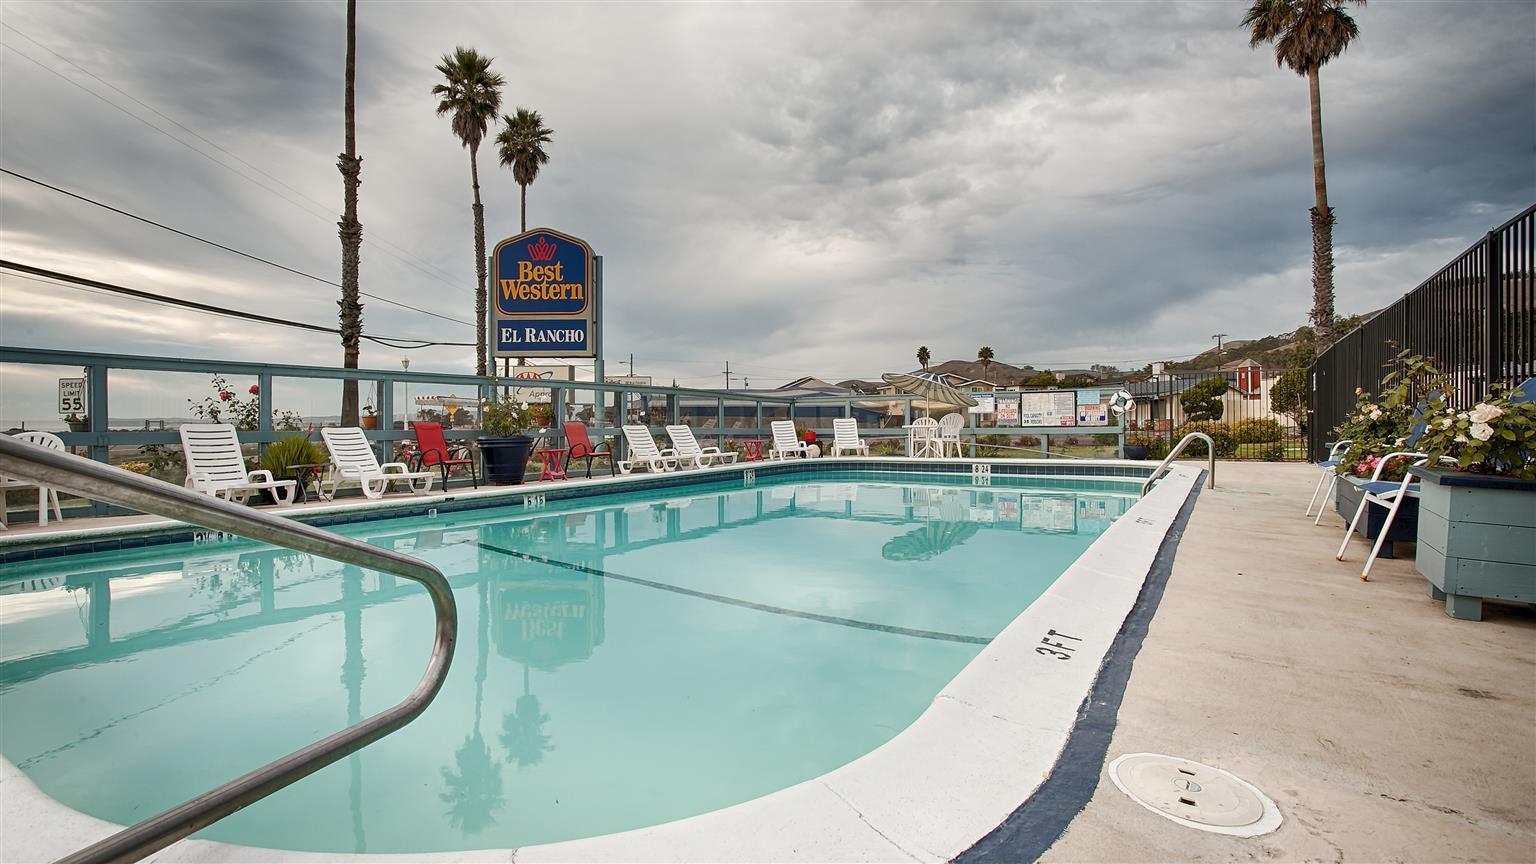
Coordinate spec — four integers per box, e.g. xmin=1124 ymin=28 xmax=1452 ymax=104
xmin=881 ymin=371 xmax=980 ymax=417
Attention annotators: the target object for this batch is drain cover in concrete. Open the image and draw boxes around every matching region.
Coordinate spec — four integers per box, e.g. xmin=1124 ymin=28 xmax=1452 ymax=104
xmin=1107 ymin=753 xmax=1282 ymax=837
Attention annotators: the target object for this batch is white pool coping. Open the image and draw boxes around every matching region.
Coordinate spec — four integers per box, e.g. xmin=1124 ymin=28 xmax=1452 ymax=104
xmin=1 ymin=460 xmax=1199 ymax=864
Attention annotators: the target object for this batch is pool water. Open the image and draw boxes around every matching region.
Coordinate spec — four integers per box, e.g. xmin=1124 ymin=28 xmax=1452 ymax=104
xmin=0 ymin=472 xmax=1136 ymax=853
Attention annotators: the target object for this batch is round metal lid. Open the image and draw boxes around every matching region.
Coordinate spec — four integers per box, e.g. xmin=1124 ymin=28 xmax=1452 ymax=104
xmin=1107 ymin=753 xmax=1282 ymax=837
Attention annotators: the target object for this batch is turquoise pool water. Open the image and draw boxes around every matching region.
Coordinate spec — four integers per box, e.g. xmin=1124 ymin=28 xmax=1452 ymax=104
xmin=0 ymin=472 xmax=1136 ymax=853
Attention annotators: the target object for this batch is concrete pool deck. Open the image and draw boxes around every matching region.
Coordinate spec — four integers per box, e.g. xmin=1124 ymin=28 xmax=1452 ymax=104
xmin=1039 ymin=461 xmax=1535 ymax=863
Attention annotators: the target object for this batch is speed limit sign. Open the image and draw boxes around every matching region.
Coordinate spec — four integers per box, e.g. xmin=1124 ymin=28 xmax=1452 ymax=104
xmin=58 ymin=378 xmax=86 ymax=416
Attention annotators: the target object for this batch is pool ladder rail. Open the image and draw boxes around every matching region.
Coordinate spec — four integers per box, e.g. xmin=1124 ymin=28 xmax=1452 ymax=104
xmin=0 ymin=435 xmax=458 ymax=864
xmin=1140 ymin=431 xmax=1217 ymax=497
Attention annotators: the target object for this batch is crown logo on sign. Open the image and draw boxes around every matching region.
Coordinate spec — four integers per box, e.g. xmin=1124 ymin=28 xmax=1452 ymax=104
xmin=527 ymin=236 xmax=557 ymax=261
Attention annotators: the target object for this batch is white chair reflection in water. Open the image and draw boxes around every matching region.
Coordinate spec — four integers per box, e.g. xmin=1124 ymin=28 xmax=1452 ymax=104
xmin=907 ymin=417 xmax=941 ymax=458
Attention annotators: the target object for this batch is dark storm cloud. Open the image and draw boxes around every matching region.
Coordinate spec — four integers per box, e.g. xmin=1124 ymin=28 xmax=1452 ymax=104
xmin=1 ymin=0 xmax=1533 ymax=414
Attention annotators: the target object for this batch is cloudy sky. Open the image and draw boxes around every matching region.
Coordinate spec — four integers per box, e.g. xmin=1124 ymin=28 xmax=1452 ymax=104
xmin=1 ymin=0 xmax=1532 ymax=418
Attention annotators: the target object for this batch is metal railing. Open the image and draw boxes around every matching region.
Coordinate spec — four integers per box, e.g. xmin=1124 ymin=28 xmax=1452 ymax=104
xmin=1140 ymin=432 xmax=1216 ymax=497
xmin=0 ymin=435 xmax=458 ymax=864
xmin=1309 ymin=203 xmax=1534 ymax=461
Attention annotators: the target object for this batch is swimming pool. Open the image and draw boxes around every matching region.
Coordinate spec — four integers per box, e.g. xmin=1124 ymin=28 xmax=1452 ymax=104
xmin=0 ymin=463 xmax=1198 ymax=860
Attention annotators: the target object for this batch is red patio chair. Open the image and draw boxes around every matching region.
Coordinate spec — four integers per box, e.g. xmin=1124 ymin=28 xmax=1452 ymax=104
xmin=411 ymin=421 xmax=477 ymax=488
xmin=564 ymin=421 xmax=615 ymax=478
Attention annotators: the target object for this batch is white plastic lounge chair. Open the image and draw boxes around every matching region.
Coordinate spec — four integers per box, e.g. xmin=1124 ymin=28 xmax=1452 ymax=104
xmin=907 ymin=417 xmax=941 ymax=458
xmin=1305 ymin=439 xmax=1353 ymax=519
xmin=831 ymin=418 xmax=869 ymax=457
xmin=0 ymin=431 xmax=68 ymax=528
xmin=937 ymin=413 xmax=965 ymax=457
xmin=666 ymin=425 xmax=738 ymax=469
xmin=768 ymin=421 xmax=810 ymax=460
xmin=320 ymin=427 xmax=434 ymax=499
xmin=1336 ymin=453 xmax=1457 ymax=579
xmin=619 ymin=426 xmax=678 ymax=474
xmin=179 ymin=423 xmax=297 ymax=506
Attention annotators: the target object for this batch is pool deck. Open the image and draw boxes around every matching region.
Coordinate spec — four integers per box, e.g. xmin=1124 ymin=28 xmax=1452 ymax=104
xmin=1040 ymin=461 xmax=1535 ymax=863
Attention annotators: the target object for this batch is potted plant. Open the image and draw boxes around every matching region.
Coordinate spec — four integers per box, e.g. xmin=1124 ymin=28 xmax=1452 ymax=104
xmin=1407 ymin=382 xmax=1536 ymax=620
xmin=361 ymin=402 xmax=378 ymax=430
xmin=1123 ymin=424 xmax=1151 ymax=460
xmin=477 ymin=389 xmax=538 ymax=485
xmin=64 ymin=413 xmax=89 ymax=433
xmin=261 ymin=433 xmax=327 ymax=504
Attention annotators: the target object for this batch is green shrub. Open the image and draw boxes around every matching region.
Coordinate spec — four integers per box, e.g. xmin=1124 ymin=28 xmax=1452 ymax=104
xmin=1172 ymin=421 xmax=1237 ymax=458
xmin=1180 ymin=377 xmax=1229 ymax=422
xmin=1147 ymin=438 xmax=1171 ymax=460
xmin=261 ymin=434 xmax=325 ymax=481
xmin=1259 ymin=442 xmax=1286 ymax=461
xmin=1232 ymin=417 xmax=1284 ymax=443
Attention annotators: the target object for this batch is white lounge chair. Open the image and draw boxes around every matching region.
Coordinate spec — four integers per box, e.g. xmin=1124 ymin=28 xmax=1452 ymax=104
xmin=0 ymin=431 xmax=68 ymax=528
xmin=907 ymin=417 xmax=941 ymax=458
xmin=831 ymin=418 xmax=869 ymax=457
xmin=937 ymin=413 xmax=965 ymax=457
xmin=1337 ymin=453 xmax=1456 ymax=580
xmin=768 ymin=421 xmax=810 ymax=460
xmin=320 ymin=427 xmax=435 ymax=499
xmin=180 ymin=423 xmax=297 ymax=506
xmin=666 ymin=425 xmax=738 ymax=469
xmin=619 ymin=426 xmax=678 ymax=474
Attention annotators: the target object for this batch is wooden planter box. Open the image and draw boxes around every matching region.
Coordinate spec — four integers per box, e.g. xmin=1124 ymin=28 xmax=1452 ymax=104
xmin=1335 ymin=475 xmax=1419 ymax=559
xmin=1411 ymin=466 xmax=1536 ymax=621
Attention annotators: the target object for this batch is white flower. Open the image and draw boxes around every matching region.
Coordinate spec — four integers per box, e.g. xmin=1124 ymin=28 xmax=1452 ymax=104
xmin=1368 ymin=409 xmax=1382 ymax=421
xmin=519 ymin=401 xmax=529 ymax=409
xmin=1395 ymin=437 xmax=1406 ymax=447
xmin=1441 ymin=418 xmax=1453 ymax=429
xmin=1469 ymin=403 xmax=1504 ymax=424
xmin=1470 ymin=422 xmax=1495 ymax=442
xmin=1455 ymin=434 xmax=1470 ymax=444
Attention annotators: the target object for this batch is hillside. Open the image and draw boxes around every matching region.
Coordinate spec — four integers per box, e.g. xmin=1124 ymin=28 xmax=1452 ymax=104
xmin=1169 ymin=311 xmax=1372 ymax=371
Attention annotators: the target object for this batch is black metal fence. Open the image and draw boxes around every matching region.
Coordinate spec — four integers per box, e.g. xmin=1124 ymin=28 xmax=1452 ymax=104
xmin=1309 ymin=203 xmax=1535 ymax=461
xmin=1126 ymin=366 xmax=1309 ymax=461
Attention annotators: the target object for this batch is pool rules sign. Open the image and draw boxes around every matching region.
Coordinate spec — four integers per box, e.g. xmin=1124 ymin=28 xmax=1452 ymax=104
xmin=490 ymin=228 xmax=599 ymax=360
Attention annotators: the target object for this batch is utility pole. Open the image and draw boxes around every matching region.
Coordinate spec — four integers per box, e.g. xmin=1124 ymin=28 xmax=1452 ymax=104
xmin=1212 ymin=333 xmax=1228 ymax=360
xmin=626 ymin=353 xmax=634 ymax=376
xmin=723 ymin=360 xmax=734 ymax=390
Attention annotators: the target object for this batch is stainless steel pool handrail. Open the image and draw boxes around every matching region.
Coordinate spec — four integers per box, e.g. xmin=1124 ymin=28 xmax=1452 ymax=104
xmin=0 ymin=436 xmax=457 ymax=864
xmin=1140 ymin=432 xmax=1216 ymax=496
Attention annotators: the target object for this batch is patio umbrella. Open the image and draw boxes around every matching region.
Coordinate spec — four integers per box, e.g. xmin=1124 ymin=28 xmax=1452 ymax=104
xmin=881 ymin=371 xmax=979 ymax=418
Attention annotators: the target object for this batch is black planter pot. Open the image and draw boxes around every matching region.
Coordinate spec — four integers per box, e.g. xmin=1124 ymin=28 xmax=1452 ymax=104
xmin=1123 ymin=444 xmax=1150 ymax=461
xmin=478 ymin=435 xmax=535 ymax=485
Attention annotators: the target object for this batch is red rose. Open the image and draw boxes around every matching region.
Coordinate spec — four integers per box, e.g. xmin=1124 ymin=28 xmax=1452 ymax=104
xmin=219 ymin=391 xmax=233 ymax=401
xmin=248 ymin=385 xmax=260 ymax=395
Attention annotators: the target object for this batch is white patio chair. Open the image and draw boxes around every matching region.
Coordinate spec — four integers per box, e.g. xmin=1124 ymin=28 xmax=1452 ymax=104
xmin=179 ymin=423 xmax=297 ymax=506
xmin=908 ymin=417 xmax=941 ymax=458
xmin=619 ymin=426 xmax=678 ymax=474
xmin=937 ymin=413 xmax=965 ymax=457
xmin=831 ymin=418 xmax=869 ymax=456
xmin=666 ymin=425 xmax=738 ymax=469
xmin=0 ymin=431 xmax=68 ymax=528
xmin=1334 ymin=451 xmax=1448 ymax=580
xmin=320 ymin=427 xmax=435 ymax=499
xmin=768 ymin=421 xmax=810 ymax=460
xmin=1306 ymin=439 xmax=1353 ymax=519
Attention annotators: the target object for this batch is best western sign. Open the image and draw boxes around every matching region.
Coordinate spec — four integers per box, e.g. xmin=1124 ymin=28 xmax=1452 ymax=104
xmin=491 ymin=228 xmax=598 ymax=359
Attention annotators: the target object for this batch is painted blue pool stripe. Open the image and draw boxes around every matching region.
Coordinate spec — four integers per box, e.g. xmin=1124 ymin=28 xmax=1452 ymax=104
xmin=954 ymin=471 xmax=1206 ymax=863
xmin=473 ymin=540 xmax=993 ymax=646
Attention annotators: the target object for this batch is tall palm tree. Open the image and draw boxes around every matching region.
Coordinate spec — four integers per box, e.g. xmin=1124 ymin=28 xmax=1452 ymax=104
xmin=337 ymin=0 xmax=363 ymax=425
xmin=495 ymin=108 xmax=554 ymax=232
xmin=1243 ymin=0 xmax=1364 ymax=357
xmin=977 ymin=346 xmax=994 ymax=378
xmin=916 ymin=346 xmax=930 ymax=371
xmin=434 ymin=48 xmax=504 ymax=377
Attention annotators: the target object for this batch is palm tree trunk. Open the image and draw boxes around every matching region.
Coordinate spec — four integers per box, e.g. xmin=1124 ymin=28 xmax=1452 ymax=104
xmin=337 ymin=0 xmax=363 ymax=425
xmin=1307 ymin=64 xmax=1335 ymax=356
xmin=470 ymin=145 xmax=488 ymax=377
xmin=520 ymin=183 xmax=527 ymax=233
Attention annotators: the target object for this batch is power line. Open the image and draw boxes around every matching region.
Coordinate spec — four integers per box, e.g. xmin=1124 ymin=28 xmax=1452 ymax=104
xmin=0 ymin=260 xmax=474 ymax=348
xmin=0 ymin=28 xmax=470 ymax=295
xmin=1 ymin=168 xmax=475 ymax=328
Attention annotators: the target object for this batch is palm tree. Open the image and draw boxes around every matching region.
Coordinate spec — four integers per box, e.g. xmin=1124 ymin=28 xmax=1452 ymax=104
xmin=337 ymin=0 xmax=363 ymax=425
xmin=1243 ymin=0 xmax=1364 ymax=357
xmin=495 ymin=108 xmax=554 ymax=232
xmin=434 ymin=47 xmax=505 ymax=377
xmin=439 ymin=576 xmax=504 ymax=833
xmin=977 ymin=346 xmax=994 ymax=378
xmin=916 ymin=346 xmax=930 ymax=370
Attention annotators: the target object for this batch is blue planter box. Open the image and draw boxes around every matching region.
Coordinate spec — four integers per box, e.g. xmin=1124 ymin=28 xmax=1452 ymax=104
xmin=1335 ymin=475 xmax=1419 ymax=559
xmin=1411 ymin=466 xmax=1536 ymax=621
